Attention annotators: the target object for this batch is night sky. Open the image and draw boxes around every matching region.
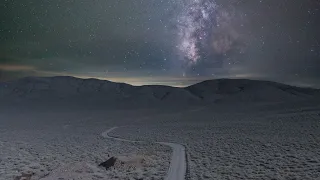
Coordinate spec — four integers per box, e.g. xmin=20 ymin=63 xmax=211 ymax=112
xmin=1 ymin=0 xmax=319 ymax=87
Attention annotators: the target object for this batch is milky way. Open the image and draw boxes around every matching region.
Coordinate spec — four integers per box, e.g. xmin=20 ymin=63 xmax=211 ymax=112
xmin=1 ymin=0 xmax=320 ymax=87
xmin=176 ymin=0 xmax=246 ymax=71
xmin=177 ymin=0 xmax=218 ymax=65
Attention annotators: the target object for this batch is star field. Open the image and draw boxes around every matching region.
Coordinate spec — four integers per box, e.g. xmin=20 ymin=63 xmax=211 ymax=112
xmin=0 ymin=0 xmax=319 ymax=87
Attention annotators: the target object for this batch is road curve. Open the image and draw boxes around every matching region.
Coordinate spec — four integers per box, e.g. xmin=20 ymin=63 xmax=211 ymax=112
xmin=102 ymin=127 xmax=186 ymax=180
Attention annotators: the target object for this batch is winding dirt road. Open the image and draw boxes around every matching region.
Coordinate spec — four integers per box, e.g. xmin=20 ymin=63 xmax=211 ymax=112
xmin=102 ymin=127 xmax=186 ymax=180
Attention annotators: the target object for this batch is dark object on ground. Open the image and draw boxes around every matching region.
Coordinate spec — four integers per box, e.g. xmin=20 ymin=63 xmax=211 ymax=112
xmin=14 ymin=172 xmax=34 ymax=180
xmin=99 ymin=157 xmax=117 ymax=170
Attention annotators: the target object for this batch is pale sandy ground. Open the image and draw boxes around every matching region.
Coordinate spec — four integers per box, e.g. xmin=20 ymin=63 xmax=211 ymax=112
xmin=0 ymin=110 xmax=171 ymax=180
xmin=1 ymin=102 xmax=320 ymax=180
xmin=110 ymin=104 xmax=320 ymax=180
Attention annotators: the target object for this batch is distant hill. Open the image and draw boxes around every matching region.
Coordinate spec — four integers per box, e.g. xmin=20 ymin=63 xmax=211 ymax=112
xmin=186 ymin=79 xmax=320 ymax=102
xmin=0 ymin=77 xmax=319 ymax=107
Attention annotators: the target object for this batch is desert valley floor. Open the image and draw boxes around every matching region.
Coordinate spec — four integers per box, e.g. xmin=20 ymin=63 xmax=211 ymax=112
xmin=1 ymin=77 xmax=320 ymax=180
xmin=1 ymin=103 xmax=320 ymax=180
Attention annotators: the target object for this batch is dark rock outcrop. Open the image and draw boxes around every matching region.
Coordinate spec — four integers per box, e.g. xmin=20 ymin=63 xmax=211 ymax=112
xmin=99 ymin=157 xmax=117 ymax=170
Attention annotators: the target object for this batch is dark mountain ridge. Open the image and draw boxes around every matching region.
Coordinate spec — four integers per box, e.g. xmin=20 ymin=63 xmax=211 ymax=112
xmin=0 ymin=76 xmax=319 ymax=106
